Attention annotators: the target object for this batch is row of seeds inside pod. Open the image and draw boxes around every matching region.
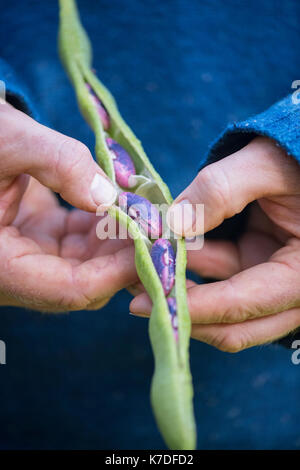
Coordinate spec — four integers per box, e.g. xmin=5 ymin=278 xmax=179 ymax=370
xmin=86 ymin=83 xmax=178 ymax=339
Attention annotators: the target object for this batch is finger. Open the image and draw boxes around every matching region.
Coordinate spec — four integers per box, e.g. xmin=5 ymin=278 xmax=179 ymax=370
xmin=85 ymin=212 xmax=124 ymax=254
xmin=237 ymin=230 xmax=282 ymax=269
xmin=85 ymin=297 xmax=110 ymax=311
xmin=0 ymin=226 xmax=137 ymax=312
xmin=0 ymin=226 xmax=78 ymax=310
xmin=129 ymin=279 xmax=197 ymax=316
xmin=187 ymin=230 xmax=281 ymax=280
xmin=73 ymin=245 xmax=138 ymax=301
xmin=187 ymin=239 xmax=240 ymax=279
xmin=66 ymin=209 xmax=97 ymax=234
xmin=127 ymin=282 xmax=145 ymax=297
xmin=19 ymin=206 xmax=68 ymax=256
xmin=0 ymin=103 xmax=117 ymax=213
xmin=13 ymin=178 xmax=59 ymax=228
xmin=167 ymin=136 xmax=300 ymax=237
xmin=60 ymin=233 xmax=90 ymax=261
xmin=186 ymin=202 xmax=281 ymax=282
xmin=61 ymin=210 xmax=99 ymax=261
xmin=130 ymin=293 xmax=152 ymax=315
xmin=184 ymin=246 xmax=300 ymax=324
xmin=22 ymin=177 xmax=59 ymax=209
xmin=85 ymin=231 xmax=133 ymax=258
xmin=62 ymin=213 xmax=133 ymax=261
xmin=0 ymin=174 xmax=30 ymax=225
xmin=191 ymin=307 xmax=300 ymax=352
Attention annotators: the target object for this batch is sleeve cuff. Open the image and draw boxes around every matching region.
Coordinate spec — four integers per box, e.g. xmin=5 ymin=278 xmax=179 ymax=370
xmin=205 ymin=94 xmax=300 ymax=165
xmin=0 ymin=58 xmax=39 ymax=120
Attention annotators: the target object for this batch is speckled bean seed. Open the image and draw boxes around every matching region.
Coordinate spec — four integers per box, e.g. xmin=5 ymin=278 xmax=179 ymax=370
xmin=118 ymin=192 xmax=162 ymax=238
xmin=151 ymin=239 xmax=175 ymax=296
xmin=86 ymin=83 xmax=110 ymax=130
xmin=106 ymin=137 xmax=136 ymax=188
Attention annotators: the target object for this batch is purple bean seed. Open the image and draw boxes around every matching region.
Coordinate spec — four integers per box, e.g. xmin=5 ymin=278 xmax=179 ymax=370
xmin=85 ymin=83 xmax=110 ymax=130
xmin=118 ymin=192 xmax=162 ymax=238
xmin=106 ymin=137 xmax=136 ymax=188
xmin=151 ymin=239 xmax=175 ymax=296
xmin=167 ymin=297 xmax=178 ymax=341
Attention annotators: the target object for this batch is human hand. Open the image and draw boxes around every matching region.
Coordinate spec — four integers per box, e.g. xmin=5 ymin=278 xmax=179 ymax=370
xmin=130 ymin=136 xmax=300 ymax=351
xmin=0 ymin=101 xmax=137 ymax=312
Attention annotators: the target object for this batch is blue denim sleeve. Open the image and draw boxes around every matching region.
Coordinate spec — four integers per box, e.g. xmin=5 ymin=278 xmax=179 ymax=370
xmin=199 ymin=95 xmax=300 ymax=246
xmin=205 ymin=94 xmax=300 ymax=348
xmin=205 ymin=94 xmax=300 ymax=165
xmin=0 ymin=58 xmax=39 ymax=120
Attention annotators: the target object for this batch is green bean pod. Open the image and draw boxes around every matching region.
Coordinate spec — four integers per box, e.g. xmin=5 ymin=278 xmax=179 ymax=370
xmin=58 ymin=0 xmax=196 ymax=450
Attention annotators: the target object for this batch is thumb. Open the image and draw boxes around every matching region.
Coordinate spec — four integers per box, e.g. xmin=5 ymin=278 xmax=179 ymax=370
xmin=167 ymin=137 xmax=298 ymax=237
xmin=0 ymin=102 xmax=117 ymax=211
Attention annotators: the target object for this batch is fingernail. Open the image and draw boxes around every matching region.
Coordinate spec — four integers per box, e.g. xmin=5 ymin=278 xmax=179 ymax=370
xmin=0 ymin=97 xmax=6 ymax=105
xmin=167 ymin=198 xmax=195 ymax=236
xmin=90 ymin=173 xmax=117 ymax=207
xmin=129 ymin=311 xmax=148 ymax=318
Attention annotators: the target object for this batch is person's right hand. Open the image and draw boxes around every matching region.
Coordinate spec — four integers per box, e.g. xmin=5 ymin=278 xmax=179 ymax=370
xmin=130 ymin=137 xmax=300 ymax=351
xmin=0 ymin=100 xmax=137 ymax=312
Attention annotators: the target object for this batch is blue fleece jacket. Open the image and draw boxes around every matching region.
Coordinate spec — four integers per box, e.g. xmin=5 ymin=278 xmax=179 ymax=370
xmin=0 ymin=0 xmax=299 ymax=451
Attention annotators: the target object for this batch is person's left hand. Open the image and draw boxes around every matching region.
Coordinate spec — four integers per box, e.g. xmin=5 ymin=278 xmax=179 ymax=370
xmin=130 ymin=137 xmax=300 ymax=351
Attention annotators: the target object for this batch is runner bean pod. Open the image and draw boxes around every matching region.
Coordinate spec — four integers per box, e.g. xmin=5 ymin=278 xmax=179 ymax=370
xmin=58 ymin=0 xmax=196 ymax=450
xmin=86 ymin=83 xmax=110 ymax=130
xmin=167 ymin=297 xmax=179 ymax=341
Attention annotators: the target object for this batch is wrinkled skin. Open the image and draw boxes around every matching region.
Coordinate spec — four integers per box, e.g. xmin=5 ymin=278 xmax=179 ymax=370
xmin=131 ymin=137 xmax=300 ymax=352
xmin=0 ymin=102 xmax=137 ymax=312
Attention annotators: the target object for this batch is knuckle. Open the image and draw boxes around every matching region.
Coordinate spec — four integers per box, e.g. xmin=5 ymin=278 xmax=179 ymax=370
xmin=197 ymin=164 xmax=231 ymax=209
xmin=55 ymin=284 xmax=91 ymax=311
xmin=214 ymin=280 xmax=240 ymax=323
xmin=274 ymin=239 xmax=300 ymax=273
xmin=212 ymin=327 xmax=248 ymax=353
xmin=97 ymin=251 xmax=119 ymax=274
xmin=219 ymin=278 xmax=257 ymax=323
xmin=54 ymin=138 xmax=92 ymax=186
xmin=71 ymin=253 xmax=119 ymax=307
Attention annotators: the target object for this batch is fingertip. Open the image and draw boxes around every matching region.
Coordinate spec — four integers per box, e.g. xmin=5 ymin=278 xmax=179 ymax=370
xmin=129 ymin=293 xmax=152 ymax=315
xmin=167 ymin=198 xmax=197 ymax=237
xmin=90 ymin=173 xmax=117 ymax=208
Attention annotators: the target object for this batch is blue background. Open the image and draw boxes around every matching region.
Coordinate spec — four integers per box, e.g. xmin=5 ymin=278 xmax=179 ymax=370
xmin=0 ymin=0 xmax=299 ymax=449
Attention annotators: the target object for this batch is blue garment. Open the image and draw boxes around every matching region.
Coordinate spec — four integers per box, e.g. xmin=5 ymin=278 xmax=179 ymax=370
xmin=208 ymin=95 xmax=300 ymax=164
xmin=0 ymin=0 xmax=299 ymax=450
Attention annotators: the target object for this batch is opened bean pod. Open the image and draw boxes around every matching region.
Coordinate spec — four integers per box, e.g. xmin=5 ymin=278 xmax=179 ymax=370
xmin=58 ymin=0 xmax=196 ymax=450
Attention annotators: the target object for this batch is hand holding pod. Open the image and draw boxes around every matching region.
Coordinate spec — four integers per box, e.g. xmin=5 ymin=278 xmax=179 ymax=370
xmin=58 ymin=0 xmax=196 ymax=450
